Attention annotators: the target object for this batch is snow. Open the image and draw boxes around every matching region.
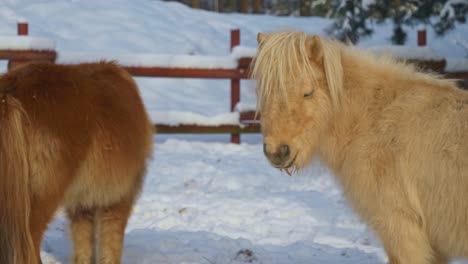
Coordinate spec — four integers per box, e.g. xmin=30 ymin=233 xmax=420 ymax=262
xmin=440 ymin=0 xmax=468 ymax=19
xmin=0 ymin=0 xmax=467 ymax=263
xmin=235 ymin=101 xmax=257 ymax=112
xmin=446 ymin=58 xmax=468 ymax=72
xmin=454 ymin=35 xmax=468 ymax=57
xmin=368 ymin=45 xmax=445 ymax=61
xmin=58 ymin=52 xmax=239 ymax=69
xmin=151 ymin=111 xmax=240 ymax=126
xmin=231 ymin=45 xmax=257 ymax=59
xmin=40 ymin=139 xmax=387 ymax=264
xmin=0 ymin=36 xmax=55 ymax=50
xmin=362 ymin=0 xmax=376 ymax=10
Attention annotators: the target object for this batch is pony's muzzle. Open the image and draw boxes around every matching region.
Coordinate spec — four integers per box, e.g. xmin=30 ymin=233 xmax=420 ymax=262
xmin=263 ymin=143 xmax=291 ymax=167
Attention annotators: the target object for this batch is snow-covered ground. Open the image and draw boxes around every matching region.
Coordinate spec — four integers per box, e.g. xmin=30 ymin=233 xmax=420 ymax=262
xmin=1 ymin=0 xmax=468 ymax=263
xmin=41 ymin=139 xmax=387 ymax=264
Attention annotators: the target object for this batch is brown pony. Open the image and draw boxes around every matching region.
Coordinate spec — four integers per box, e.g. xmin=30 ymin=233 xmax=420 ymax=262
xmin=0 ymin=62 xmax=153 ymax=264
xmin=253 ymin=31 xmax=468 ymax=264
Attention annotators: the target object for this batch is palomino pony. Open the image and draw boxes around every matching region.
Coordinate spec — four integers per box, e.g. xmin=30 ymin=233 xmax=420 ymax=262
xmin=253 ymin=31 xmax=468 ymax=264
xmin=0 ymin=62 xmax=153 ymax=264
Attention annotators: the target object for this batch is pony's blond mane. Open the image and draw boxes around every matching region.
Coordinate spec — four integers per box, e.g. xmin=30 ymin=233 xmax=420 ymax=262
xmin=251 ymin=31 xmax=455 ymax=114
xmin=251 ymin=31 xmax=343 ymax=110
xmin=343 ymin=43 xmax=453 ymax=88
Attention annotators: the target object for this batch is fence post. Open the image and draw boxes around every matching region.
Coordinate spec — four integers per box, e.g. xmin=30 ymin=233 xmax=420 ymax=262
xmin=17 ymin=21 xmax=28 ymax=35
xmin=8 ymin=22 xmax=29 ymax=70
xmin=230 ymin=29 xmax=241 ymax=144
xmin=417 ymin=27 xmax=426 ymax=47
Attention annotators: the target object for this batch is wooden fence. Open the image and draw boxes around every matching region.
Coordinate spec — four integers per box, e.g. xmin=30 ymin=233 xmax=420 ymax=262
xmin=0 ymin=23 xmax=260 ymax=144
xmin=1 ymin=23 xmax=467 ymax=144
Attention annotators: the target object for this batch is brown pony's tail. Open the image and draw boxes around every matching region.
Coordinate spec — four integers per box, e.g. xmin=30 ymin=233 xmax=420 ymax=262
xmin=0 ymin=93 xmax=36 ymax=264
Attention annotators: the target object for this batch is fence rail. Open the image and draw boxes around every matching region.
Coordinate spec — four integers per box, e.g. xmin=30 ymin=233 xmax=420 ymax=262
xmin=124 ymin=66 xmax=249 ymax=79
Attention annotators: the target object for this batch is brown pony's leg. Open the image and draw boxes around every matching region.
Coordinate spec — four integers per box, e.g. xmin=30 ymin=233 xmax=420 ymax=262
xmin=67 ymin=208 xmax=95 ymax=264
xmin=30 ymin=195 xmax=63 ymax=264
xmin=95 ymin=196 xmax=135 ymax=264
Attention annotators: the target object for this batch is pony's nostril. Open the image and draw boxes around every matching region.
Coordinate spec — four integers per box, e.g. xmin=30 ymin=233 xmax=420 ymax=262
xmin=264 ymin=143 xmax=291 ymax=165
xmin=279 ymin=144 xmax=290 ymax=159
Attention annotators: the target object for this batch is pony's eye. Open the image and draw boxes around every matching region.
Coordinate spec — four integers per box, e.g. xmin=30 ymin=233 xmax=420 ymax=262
xmin=304 ymin=91 xmax=314 ymax=98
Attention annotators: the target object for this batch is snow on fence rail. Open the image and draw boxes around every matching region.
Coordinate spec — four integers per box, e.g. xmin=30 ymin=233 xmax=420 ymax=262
xmin=1 ymin=23 xmax=468 ymax=143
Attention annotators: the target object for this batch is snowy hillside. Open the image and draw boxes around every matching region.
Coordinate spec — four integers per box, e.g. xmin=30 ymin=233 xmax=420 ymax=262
xmin=1 ymin=1 xmax=468 ymax=263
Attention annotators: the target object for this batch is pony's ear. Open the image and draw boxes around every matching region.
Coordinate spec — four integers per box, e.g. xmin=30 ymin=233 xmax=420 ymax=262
xmin=306 ymin=35 xmax=324 ymax=63
xmin=257 ymin=33 xmax=265 ymax=45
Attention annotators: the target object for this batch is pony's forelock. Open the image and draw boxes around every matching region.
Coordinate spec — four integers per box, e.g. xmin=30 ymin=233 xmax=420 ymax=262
xmin=251 ymin=31 xmax=344 ymax=113
xmin=251 ymin=31 xmax=318 ymax=112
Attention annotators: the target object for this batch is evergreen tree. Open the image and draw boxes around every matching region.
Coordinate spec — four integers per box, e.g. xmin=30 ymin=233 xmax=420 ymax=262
xmin=327 ymin=0 xmax=467 ymax=44
xmin=311 ymin=0 xmax=335 ymax=17
xmin=371 ymin=0 xmax=426 ymax=44
xmin=434 ymin=0 xmax=468 ymax=34
xmin=325 ymin=0 xmax=373 ymax=44
xmin=275 ymin=0 xmax=296 ymax=16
